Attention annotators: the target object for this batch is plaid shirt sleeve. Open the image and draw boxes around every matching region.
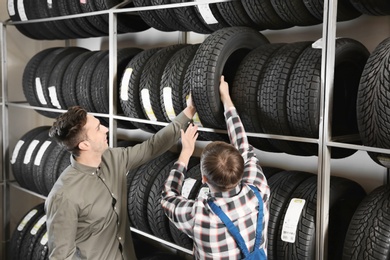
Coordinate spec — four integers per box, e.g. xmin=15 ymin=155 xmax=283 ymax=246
xmin=225 ymin=107 xmax=270 ymax=200
xmin=161 ymin=161 xmax=198 ymax=238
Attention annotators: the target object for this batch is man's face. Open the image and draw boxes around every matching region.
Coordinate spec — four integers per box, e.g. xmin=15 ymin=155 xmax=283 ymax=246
xmin=84 ymin=115 xmax=109 ymax=154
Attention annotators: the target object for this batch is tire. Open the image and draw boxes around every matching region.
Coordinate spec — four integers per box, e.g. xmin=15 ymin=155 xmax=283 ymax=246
xmin=160 ymin=44 xmax=199 ymax=122
xmin=133 ymin=0 xmax=174 ymax=31
xmin=231 ymin=43 xmax=286 ymax=153
xmin=147 ymin=157 xmax=178 ymax=242
xmin=276 ymin=176 xmax=366 ymax=260
xmin=258 ymin=41 xmax=313 ymax=156
xmin=46 ymin=48 xmax=90 ymax=110
xmin=139 ymin=44 xmax=187 ymax=131
xmin=19 ymin=214 xmax=47 ymax=260
xmin=31 ymin=229 xmax=49 ymax=260
xmin=215 ymin=0 xmax=262 ymax=29
xmin=22 ymin=48 xmax=61 ymax=116
xmin=32 ymin=138 xmax=60 ymax=196
xmin=357 ymin=37 xmax=390 ymax=167
xmin=9 ymin=203 xmax=45 ymax=260
xmin=266 ymin=170 xmax=313 ymax=260
xmin=349 ymin=0 xmax=390 ymax=15
xmin=303 ymin=0 xmax=362 ymax=22
xmin=128 ymin=151 xmax=178 ymax=233
xmin=288 ymin=38 xmax=369 ymax=158
xmin=241 ymin=0 xmax=293 ymax=30
xmin=61 ymin=51 xmax=95 ymax=109
xmin=189 ymin=27 xmax=269 ymax=129
xmin=95 ymin=0 xmax=151 ymax=33
xmin=90 ymin=47 xmax=143 ymax=128
xmin=342 ymin=185 xmax=390 ymax=260
xmin=11 ymin=126 xmax=50 ymax=190
xmin=170 ymin=0 xmax=213 ymax=34
xmin=76 ymin=50 xmax=109 ymax=113
xmin=168 ymin=160 xmax=201 ymax=249
xmin=20 ymin=128 xmax=50 ymax=193
xmin=120 ymin=48 xmax=162 ymax=133
xmin=151 ymin=0 xmax=189 ymax=31
xmin=270 ymin=0 xmax=321 ymax=26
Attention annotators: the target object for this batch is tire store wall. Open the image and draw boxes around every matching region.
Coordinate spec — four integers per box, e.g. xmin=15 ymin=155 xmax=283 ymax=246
xmin=1 ymin=0 xmax=390 ymax=259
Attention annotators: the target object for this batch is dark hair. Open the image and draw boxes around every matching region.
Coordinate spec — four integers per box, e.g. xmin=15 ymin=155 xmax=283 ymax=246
xmin=200 ymin=141 xmax=244 ymax=192
xmin=49 ymin=106 xmax=88 ymax=157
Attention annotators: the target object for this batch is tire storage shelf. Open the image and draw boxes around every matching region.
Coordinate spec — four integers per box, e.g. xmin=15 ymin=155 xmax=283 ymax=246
xmin=2 ymin=0 xmax=390 ymax=260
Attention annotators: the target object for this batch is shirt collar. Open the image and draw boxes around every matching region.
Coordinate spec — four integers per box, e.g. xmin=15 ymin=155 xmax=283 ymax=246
xmin=209 ymin=183 xmax=242 ymax=199
xmin=70 ymin=155 xmax=100 ymax=176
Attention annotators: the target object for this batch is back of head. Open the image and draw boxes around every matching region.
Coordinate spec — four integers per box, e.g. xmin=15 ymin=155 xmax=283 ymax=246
xmin=48 ymin=106 xmax=88 ymax=157
xmin=200 ymin=141 xmax=244 ymax=192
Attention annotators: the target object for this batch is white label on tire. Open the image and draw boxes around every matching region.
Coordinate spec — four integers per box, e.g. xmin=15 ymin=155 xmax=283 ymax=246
xmin=378 ymin=156 xmax=390 ymax=168
xmin=31 ymin=215 xmax=47 ymax=235
xmin=281 ymin=198 xmax=305 ymax=243
xmin=17 ymin=0 xmax=27 ymax=21
xmin=195 ymin=0 xmax=218 ymax=25
xmin=163 ymin=87 xmax=176 ymax=121
xmin=198 ymin=186 xmax=210 ymax=199
xmin=8 ymin=0 xmax=15 ymax=16
xmin=24 ymin=140 xmax=40 ymax=164
xmin=48 ymin=86 xmax=61 ymax=109
xmin=11 ymin=140 xmax=24 ymax=164
xmin=140 ymin=88 xmax=157 ymax=121
xmin=17 ymin=209 xmax=38 ymax=231
xmin=40 ymin=232 xmax=48 ymax=245
xmin=182 ymin=178 xmax=197 ymax=199
xmin=34 ymin=141 xmax=51 ymax=166
xmin=120 ymin=68 xmax=132 ymax=101
xmin=35 ymin=77 xmax=47 ymax=105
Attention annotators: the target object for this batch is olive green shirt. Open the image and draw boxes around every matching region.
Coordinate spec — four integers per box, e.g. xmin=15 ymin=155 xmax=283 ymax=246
xmin=45 ymin=111 xmax=191 ymax=260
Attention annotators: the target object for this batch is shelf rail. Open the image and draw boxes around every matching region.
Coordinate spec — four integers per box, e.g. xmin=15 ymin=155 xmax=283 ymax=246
xmin=317 ymin=0 xmax=338 ymax=259
xmin=1 ymin=20 xmax=10 ymax=260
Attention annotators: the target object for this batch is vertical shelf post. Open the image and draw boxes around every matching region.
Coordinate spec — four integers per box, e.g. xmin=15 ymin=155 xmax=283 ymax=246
xmin=108 ymin=10 xmax=118 ymax=147
xmin=316 ymin=0 xmax=338 ymax=259
xmin=1 ymin=21 xmax=10 ymax=260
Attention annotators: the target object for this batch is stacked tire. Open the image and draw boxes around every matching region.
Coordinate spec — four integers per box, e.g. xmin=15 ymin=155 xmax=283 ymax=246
xmin=21 ymin=27 xmax=370 ymax=159
xmin=6 ymin=0 xmax=150 ymax=39
xmin=8 ymin=0 xmax=377 ymax=39
xmin=9 ymin=203 xmax=49 ymax=260
xmin=357 ymin=37 xmax=390 ymax=168
xmin=10 ymin=126 xmax=69 ymax=196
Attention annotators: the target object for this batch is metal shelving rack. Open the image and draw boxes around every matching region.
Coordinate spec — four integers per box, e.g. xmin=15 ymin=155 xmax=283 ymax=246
xmin=2 ymin=0 xmax=390 ymax=259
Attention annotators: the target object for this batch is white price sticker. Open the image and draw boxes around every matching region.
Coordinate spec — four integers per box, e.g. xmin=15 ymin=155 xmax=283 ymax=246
xmin=140 ymin=88 xmax=157 ymax=121
xmin=120 ymin=68 xmax=133 ymax=101
xmin=182 ymin=178 xmax=197 ymax=198
xmin=195 ymin=0 xmax=218 ymax=25
xmin=281 ymin=198 xmax=306 ymax=243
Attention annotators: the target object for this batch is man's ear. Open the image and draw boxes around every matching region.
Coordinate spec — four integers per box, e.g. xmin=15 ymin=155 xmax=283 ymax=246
xmin=78 ymin=140 xmax=90 ymax=151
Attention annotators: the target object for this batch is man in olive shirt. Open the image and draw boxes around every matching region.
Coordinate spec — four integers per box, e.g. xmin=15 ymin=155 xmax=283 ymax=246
xmin=45 ymin=101 xmax=196 ymax=259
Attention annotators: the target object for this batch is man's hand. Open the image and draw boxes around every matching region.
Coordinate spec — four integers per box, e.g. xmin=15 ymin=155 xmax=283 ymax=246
xmin=220 ymin=75 xmax=234 ymax=110
xmin=178 ymin=123 xmax=198 ymax=166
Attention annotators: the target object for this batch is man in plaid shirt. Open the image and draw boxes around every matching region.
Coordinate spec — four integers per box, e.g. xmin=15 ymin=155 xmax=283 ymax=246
xmin=161 ymin=76 xmax=270 ymax=259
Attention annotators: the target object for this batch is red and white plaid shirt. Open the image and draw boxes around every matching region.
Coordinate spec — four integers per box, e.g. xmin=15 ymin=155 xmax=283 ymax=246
xmin=162 ymin=107 xmax=270 ymax=260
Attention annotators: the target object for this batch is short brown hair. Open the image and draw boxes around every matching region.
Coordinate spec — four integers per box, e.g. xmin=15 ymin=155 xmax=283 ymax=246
xmin=200 ymin=141 xmax=244 ymax=192
xmin=49 ymin=106 xmax=88 ymax=157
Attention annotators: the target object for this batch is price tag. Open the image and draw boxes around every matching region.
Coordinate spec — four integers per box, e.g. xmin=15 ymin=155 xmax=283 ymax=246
xmin=281 ymin=198 xmax=306 ymax=243
xmin=182 ymin=178 xmax=197 ymax=198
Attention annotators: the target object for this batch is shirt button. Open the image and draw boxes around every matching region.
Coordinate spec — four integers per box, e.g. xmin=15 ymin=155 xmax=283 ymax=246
xmin=102 ymin=178 xmax=105 ymax=181
xmin=118 ymin=237 xmax=122 ymax=240
xmin=112 ymin=193 xmax=115 ymax=196
xmin=114 ymin=207 xmax=117 ymax=210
